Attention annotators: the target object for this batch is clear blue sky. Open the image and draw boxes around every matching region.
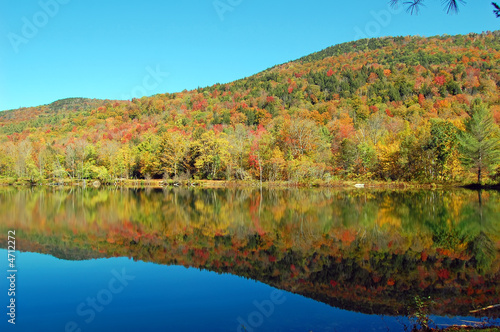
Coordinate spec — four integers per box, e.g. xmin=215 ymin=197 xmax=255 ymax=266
xmin=0 ymin=0 xmax=498 ymax=111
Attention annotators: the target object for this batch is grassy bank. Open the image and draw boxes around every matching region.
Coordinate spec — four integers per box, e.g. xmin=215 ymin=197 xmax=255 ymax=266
xmin=1 ymin=176 xmax=498 ymax=190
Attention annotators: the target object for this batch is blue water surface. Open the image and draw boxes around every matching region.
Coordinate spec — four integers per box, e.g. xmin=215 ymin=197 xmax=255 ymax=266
xmin=0 ymin=250 xmax=495 ymax=332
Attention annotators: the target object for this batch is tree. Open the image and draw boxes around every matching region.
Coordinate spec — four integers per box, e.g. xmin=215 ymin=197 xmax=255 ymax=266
xmin=73 ymin=139 xmax=89 ymax=180
xmin=159 ymin=131 xmax=189 ymax=178
xmin=390 ymin=0 xmax=500 ymax=17
xmin=428 ymin=119 xmax=462 ymax=181
xmin=192 ymin=131 xmax=231 ymax=179
xmin=282 ymin=118 xmax=324 ymax=158
xmin=227 ymin=124 xmax=251 ymax=180
xmin=15 ymin=139 xmax=33 ymax=178
xmin=135 ymin=135 xmax=162 ymax=178
xmin=0 ymin=142 xmax=16 ymax=177
xmin=459 ymin=104 xmax=500 ymax=184
xmin=98 ymin=141 xmax=120 ymax=179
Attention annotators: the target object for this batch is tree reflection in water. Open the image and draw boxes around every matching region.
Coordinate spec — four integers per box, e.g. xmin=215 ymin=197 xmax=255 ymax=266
xmin=0 ymin=187 xmax=498 ymax=318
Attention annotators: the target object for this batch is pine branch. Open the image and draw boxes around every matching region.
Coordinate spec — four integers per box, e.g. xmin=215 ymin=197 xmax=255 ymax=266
xmin=493 ymin=2 xmax=500 ymax=17
xmin=389 ymin=0 xmax=467 ymax=15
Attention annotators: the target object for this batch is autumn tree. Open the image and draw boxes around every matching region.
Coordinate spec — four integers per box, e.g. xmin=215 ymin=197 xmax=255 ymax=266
xmin=282 ymin=118 xmax=324 ymax=158
xmin=227 ymin=124 xmax=252 ymax=180
xmin=159 ymin=131 xmax=189 ymax=178
xmin=15 ymin=139 xmax=34 ymax=178
xmin=98 ymin=141 xmax=121 ymax=179
xmin=136 ymin=135 xmax=162 ymax=178
xmin=65 ymin=143 xmax=77 ymax=179
xmin=192 ymin=131 xmax=231 ymax=179
xmin=115 ymin=145 xmax=134 ymax=179
xmin=0 ymin=142 xmax=16 ymax=177
xmin=65 ymin=139 xmax=91 ymax=180
xmin=427 ymin=119 xmax=462 ymax=181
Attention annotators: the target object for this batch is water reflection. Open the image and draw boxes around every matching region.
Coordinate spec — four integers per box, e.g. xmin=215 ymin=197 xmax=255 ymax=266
xmin=0 ymin=187 xmax=499 ymax=319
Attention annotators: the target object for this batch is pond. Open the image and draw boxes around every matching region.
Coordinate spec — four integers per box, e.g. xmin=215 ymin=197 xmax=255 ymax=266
xmin=0 ymin=187 xmax=499 ymax=331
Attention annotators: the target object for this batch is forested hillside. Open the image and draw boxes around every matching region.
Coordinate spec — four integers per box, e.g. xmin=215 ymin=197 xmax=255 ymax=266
xmin=1 ymin=32 xmax=500 ymax=185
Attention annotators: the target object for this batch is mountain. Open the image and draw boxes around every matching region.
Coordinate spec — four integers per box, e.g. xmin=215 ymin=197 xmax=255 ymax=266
xmin=1 ymin=31 xmax=500 ymax=184
xmin=0 ymin=98 xmax=116 ymax=135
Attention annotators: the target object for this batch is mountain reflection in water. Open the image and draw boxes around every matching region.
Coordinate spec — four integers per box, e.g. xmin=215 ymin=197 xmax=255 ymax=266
xmin=0 ymin=187 xmax=499 ymax=321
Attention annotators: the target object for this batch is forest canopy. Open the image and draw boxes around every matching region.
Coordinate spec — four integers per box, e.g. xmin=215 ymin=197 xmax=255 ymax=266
xmin=1 ymin=32 xmax=500 ymax=185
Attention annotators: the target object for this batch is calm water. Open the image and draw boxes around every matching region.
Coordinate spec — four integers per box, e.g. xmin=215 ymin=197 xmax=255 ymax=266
xmin=0 ymin=187 xmax=499 ymax=331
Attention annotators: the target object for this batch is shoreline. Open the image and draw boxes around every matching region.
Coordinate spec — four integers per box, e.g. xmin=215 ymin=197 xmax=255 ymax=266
xmin=1 ymin=178 xmax=499 ymax=190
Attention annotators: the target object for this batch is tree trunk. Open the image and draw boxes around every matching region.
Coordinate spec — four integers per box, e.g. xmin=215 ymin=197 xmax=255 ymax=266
xmin=258 ymin=152 xmax=262 ymax=187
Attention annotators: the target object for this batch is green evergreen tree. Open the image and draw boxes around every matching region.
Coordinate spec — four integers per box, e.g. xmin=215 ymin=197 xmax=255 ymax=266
xmin=459 ymin=104 xmax=500 ymax=184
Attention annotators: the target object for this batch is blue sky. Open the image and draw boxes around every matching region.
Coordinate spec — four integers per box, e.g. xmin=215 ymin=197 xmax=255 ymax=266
xmin=0 ymin=0 xmax=498 ymax=111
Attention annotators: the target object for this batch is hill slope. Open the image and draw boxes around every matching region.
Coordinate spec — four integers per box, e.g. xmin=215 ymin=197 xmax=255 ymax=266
xmin=1 ymin=31 xmax=500 ymax=184
xmin=0 ymin=98 xmax=115 ymax=135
